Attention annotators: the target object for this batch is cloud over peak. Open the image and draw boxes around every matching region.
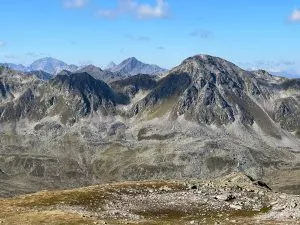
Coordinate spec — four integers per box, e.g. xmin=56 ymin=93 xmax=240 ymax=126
xmin=289 ymin=9 xmax=300 ymax=22
xmin=97 ymin=0 xmax=169 ymax=19
xmin=63 ymin=0 xmax=89 ymax=9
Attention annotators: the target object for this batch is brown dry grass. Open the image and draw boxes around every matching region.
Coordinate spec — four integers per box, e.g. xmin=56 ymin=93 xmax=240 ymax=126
xmin=0 ymin=180 xmax=290 ymax=225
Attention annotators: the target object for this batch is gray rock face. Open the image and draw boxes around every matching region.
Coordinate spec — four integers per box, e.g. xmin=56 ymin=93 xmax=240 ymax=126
xmin=131 ymin=72 xmax=191 ymax=115
xmin=111 ymin=74 xmax=157 ymax=105
xmin=0 ymin=55 xmax=300 ymax=197
xmin=48 ymin=72 xmax=117 ymax=118
xmin=274 ymin=96 xmax=300 ymax=131
xmin=168 ymin=56 xmax=278 ymax=135
xmin=0 ymin=70 xmax=117 ymax=124
xmin=25 ymin=70 xmax=53 ymax=80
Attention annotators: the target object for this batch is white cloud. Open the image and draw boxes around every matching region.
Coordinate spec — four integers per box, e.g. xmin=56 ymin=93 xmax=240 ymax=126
xmin=157 ymin=46 xmax=165 ymax=50
xmin=0 ymin=41 xmax=6 ymax=47
xmin=96 ymin=0 xmax=169 ymax=19
xmin=26 ymin=52 xmax=48 ymax=58
xmin=63 ymin=0 xmax=89 ymax=9
xmin=97 ymin=9 xmax=117 ymax=19
xmin=136 ymin=0 xmax=168 ymax=19
xmin=190 ymin=29 xmax=213 ymax=39
xmin=3 ymin=54 xmax=17 ymax=59
xmin=238 ymin=60 xmax=296 ymax=73
xmin=125 ymin=34 xmax=151 ymax=41
xmin=289 ymin=9 xmax=300 ymax=22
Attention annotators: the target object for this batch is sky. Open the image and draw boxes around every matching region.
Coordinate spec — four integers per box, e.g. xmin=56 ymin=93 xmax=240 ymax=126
xmin=0 ymin=0 xmax=300 ymax=76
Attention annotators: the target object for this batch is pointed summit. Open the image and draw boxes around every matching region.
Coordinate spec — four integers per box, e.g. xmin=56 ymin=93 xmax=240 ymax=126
xmin=124 ymin=57 xmax=138 ymax=63
xmin=109 ymin=57 xmax=167 ymax=76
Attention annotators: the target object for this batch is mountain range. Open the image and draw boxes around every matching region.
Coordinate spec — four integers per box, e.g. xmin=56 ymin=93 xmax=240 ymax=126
xmin=271 ymin=71 xmax=299 ymax=78
xmin=0 ymin=57 xmax=78 ymax=75
xmin=0 ymin=57 xmax=167 ymax=79
xmin=0 ymin=54 xmax=299 ymax=197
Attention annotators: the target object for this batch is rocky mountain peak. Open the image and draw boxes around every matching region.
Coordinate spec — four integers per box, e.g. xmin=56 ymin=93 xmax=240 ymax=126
xmin=171 ymin=54 xmax=246 ymax=92
xmin=116 ymin=57 xmax=140 ymax=70
xmin=80 ymin=64 xmax=103 ymax=72
xmin=177 ymin=54 xmax=240 ymax=75
xmin=29 ymin=57 xmax=78 ymax=75
xmin=52 ymin=72 xmax=117 ymax=104
xmin=30 ymin=57 xmax=63 ymax=67
xmin=105 ymin=61 xmax=117 ymax=70
xmin=124 ymin=57 xmax=138 ymax=63
xmin=252 ymin=69 xmax=277 ymax=80
xmin=109 ymin=57 xmax=167 ymax=76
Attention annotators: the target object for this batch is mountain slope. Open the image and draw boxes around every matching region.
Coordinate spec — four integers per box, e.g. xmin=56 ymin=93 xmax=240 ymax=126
xmin=108 ymin=57 xmax=167 ymax=76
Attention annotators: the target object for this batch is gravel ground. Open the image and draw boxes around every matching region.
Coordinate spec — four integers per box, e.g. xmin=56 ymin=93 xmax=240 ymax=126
xmin=0 ymin=172 xmax=299 ymax=224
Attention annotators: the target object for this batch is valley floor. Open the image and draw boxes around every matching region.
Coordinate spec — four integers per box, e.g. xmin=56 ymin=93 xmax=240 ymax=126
xmin=0 ymin=173 xmax=299 ymax=225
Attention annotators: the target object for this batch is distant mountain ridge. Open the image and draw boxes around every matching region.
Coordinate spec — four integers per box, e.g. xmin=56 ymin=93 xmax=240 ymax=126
xmin=0 ymin=63 xmax=29 ymax=72
xmin=76 ymin=64 xmax=124 ymax=82
xmin=29 ymin=57 xmax=78 ymax=75
xmin=107 ymin=57 xmax=167 ymax=75
xmin=1 ymin=57 xmax=167 ymax=78
xmin=0 ymin=57 xmax=78 ymax=75
xmin=270 ymin=71 xmax=299 ymax=78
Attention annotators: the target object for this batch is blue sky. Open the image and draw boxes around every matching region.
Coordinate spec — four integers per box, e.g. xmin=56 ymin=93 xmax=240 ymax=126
xmin=0 ymin=0 xmax=300 ymax=75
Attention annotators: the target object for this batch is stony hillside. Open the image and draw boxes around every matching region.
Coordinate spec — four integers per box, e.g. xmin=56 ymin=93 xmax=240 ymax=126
xmin=0 ymin=54 xmax=299 ymax=198
xmin=0 ymin=173 xmax=299 ymax=225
